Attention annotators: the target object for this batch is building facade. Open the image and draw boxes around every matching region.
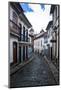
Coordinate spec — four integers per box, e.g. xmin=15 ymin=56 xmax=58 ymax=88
xmin=50 ymin=5 xmax=60 ymax=69
xmin=43 ymin=32 xmax=49 ymax=57
xmin=9 ymin=2 xmax=32 ymax=65
xmin=29 ymin=28 xmax=34 ymax=52
xmin=34 ymin=30 xmax=45 ymax=54
xmin=46 ymin=21 xmax=53 ymax=60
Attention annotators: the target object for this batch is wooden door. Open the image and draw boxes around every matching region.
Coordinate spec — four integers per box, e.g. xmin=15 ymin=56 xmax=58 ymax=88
xmin=13 ymin=42 xmax=17 ymax=64
xmin=19 ymin=46 xmax=21 ymax=62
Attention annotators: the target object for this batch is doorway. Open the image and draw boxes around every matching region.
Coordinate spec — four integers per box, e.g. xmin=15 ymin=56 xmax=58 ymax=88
xmin=13 ymin=42 xmax=17 ymax=64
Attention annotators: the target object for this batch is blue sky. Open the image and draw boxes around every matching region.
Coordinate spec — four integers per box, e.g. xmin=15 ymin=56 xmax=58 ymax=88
xmin=20 ymin=3 xmax=45 ymax=12
xmin=20 ymin=3 xmax=33 ymax=12
xmin=20 ymin=3 xmax=52 ymax=33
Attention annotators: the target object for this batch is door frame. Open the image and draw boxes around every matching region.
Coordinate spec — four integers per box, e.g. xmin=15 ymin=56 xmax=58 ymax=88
xmin=13 ymin=42 xmax=17 ymax=64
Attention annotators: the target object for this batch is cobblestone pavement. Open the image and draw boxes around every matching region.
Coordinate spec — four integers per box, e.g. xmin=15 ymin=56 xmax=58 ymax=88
xmin=10 ymin=54 xmax=57 ymax=88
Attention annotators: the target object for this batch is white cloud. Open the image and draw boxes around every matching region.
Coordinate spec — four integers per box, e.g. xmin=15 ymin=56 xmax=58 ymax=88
xmin=24 ymin=4 xmax=52 ymax=34
xmin=28 ymin=4 xmax=43 ymax=13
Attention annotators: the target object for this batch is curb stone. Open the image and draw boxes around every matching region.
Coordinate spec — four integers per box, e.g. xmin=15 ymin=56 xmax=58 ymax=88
xmin=10 ymin=55 xmax=35 ymax=75
xmin=44 ymin=55 xmax=59 ymax=84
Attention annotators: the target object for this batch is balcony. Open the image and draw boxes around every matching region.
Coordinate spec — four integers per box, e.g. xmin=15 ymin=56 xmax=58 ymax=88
xmin=19 ymin=34 xmax=29 ymax=42
xmin=19 ymin=34 xmax=32 ymax=46
xmin=9 ymin=20 xmax=20 ymax=36
xmin=44 ymin=39 xmax=48 ymax=43
xmin=19 ymin=34 xmax=23 ymax=41
xmin=50 ymin=39 xmax=56 ymax=43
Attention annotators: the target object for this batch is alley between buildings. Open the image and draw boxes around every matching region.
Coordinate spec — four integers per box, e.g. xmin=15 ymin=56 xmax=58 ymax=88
xmin=10 ymin=53 xmax=57 ymax=88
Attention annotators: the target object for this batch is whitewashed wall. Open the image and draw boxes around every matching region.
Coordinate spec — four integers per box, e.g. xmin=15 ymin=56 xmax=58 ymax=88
xmin=9 ymin=6 xmax=19 ymax=63
xmin=34 ymin=37 xmax=44 ymax=53
xmin=10 ymin=5 xmax=32 ymax=64
xmin=47 ymin=27 xmax=53 ymax=48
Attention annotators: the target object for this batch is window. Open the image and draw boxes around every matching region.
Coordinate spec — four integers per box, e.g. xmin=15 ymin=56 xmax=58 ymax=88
xmin=57 ymin=5 xmax=60 ymax=19
xmin=53 ymin=13 xmax=54 ymax=24
xmin=41 ymin=40 xmax=42 ymax=46
xmin=23 ymin=26 xmax=25 ymax=41
xmin=13 ymin=11 xmax=17 ymax=24
xmin=12 ymin=11 xmax=18 ymax=29
xmin=55 ymin=6 xmax=57 ymax=20
xmin=38 ymin=41 xmax=39 ymax=47
xmin=19 ymin=23 xmax=22 ymax=41
xmin=26 ymin=30 xmax=28 ymax=42
xmin=44 ymin=37 xmax=48 ymax=43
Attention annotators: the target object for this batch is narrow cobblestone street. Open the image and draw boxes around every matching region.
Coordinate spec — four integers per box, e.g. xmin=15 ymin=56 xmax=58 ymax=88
xmin=10 ymin=54 xmax=57 ymax=88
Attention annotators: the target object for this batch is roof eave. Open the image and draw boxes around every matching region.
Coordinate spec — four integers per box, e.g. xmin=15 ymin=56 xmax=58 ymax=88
xmin=50 ymin=5 xmax=56 ymax=14
xmin=10 ymin=2 xmax=24 ymax=14
xmin=19 ymin=13 xmax=32 ymax=28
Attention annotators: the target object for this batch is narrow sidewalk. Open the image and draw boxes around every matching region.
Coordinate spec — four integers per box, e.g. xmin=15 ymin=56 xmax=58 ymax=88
xmin=44 ymin=55 xmax=59 ymax=84
xmin=10 ymin=54 xmax=35 ymax=75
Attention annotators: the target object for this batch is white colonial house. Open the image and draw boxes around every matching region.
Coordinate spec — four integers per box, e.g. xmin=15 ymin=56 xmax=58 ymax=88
xmin=9 ymin=2 xmax=32 ymax=65
xmin=46 ymin=21 xmax=53 ymax=47
xmin=43 ymin=32 xmax=48 ymax=49
xmin=46 ymin=21 xmax=53 ymax=59
xmin=28 ymin=28 xmax=34 ymax=57
xmin=34 ymin=30 xmax=45 ymax=54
